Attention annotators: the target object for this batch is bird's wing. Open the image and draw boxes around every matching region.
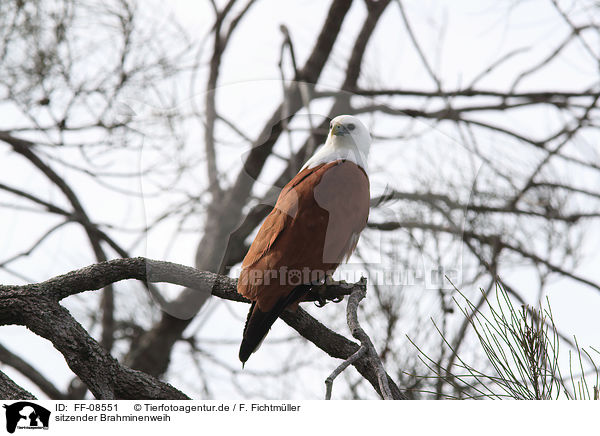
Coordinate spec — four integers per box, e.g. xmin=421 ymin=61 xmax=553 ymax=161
xmin=237 ymin=161 xmax=370 ymax=363
xmin=239 ymin=161 xmax=370 ymax=304
xmin=239 ymin=164 xmax=324 ymax=272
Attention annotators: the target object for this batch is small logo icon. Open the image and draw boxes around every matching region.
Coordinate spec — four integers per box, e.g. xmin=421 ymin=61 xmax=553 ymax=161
xmin=3 ymin=402 xmax=50 ymax=433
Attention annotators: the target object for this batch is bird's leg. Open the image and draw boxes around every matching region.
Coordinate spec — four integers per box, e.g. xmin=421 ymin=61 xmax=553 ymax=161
xmin=308 ymin=278 xmax=328 ymax=307
xmin=308 ymin=274 xmax=348 ymax=307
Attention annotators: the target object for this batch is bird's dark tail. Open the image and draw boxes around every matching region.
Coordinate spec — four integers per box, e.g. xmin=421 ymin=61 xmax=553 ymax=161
xmin=239 ymin=286 xmax=309 ymax=364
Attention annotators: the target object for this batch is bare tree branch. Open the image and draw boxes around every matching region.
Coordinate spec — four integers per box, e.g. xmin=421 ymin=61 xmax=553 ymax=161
xmin=0 ymin=257 xmax=405 ymax=399
xmin=0 ymin=370 xmax=36 ymax=400
xmin=325 ymin=279 xmax=395 ymax=400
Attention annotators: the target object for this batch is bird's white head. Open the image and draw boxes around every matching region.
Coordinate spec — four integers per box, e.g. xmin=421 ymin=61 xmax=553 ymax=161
xmin=303 ymin=114 xmax=371 ymax=171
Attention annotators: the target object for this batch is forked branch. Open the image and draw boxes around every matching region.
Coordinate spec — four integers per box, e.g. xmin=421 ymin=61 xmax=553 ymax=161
xmin=0 ymin=257 xmax=405 ymax=400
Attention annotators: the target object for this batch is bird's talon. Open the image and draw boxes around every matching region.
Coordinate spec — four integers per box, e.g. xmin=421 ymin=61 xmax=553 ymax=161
xmin=308 ymin=280 xmax=329 ymax=306
xmin=314 ymin=297 xmax=328 ymax=307
xmin=307 ymin=276 xmax=347 ymax=305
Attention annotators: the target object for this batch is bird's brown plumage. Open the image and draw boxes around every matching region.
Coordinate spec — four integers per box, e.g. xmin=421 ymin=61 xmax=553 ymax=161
xmin=237 ymin=159 xmax=370 ymax=362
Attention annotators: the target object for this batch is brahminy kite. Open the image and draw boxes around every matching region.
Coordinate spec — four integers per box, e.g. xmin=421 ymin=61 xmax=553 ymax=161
xmin=237 ymin=114 xmax=371 ymax=363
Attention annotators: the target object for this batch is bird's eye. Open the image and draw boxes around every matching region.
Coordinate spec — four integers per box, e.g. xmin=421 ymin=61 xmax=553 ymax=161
xmin=347 ymin=123 xmax=355 ymax=131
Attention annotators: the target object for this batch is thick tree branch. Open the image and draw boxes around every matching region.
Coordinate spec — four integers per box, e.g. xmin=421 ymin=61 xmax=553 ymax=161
xmin=0 ymin=370 xmax=36 ymax=400
xmin=0 ymin=261 xmax=188 ymax=399
xmin=0 ymin=257 xmax=405 ymax=400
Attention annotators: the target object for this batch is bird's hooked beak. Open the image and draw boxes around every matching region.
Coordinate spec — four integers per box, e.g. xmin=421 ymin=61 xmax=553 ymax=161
xmin=331 ymin=123 xmax=349 ymax=137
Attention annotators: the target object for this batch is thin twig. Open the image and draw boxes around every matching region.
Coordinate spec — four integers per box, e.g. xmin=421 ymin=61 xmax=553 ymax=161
xmin=325 ymin=277 xmax=394 ymax=400
xmin=325 ymin=346 xmax=366 ymax=400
